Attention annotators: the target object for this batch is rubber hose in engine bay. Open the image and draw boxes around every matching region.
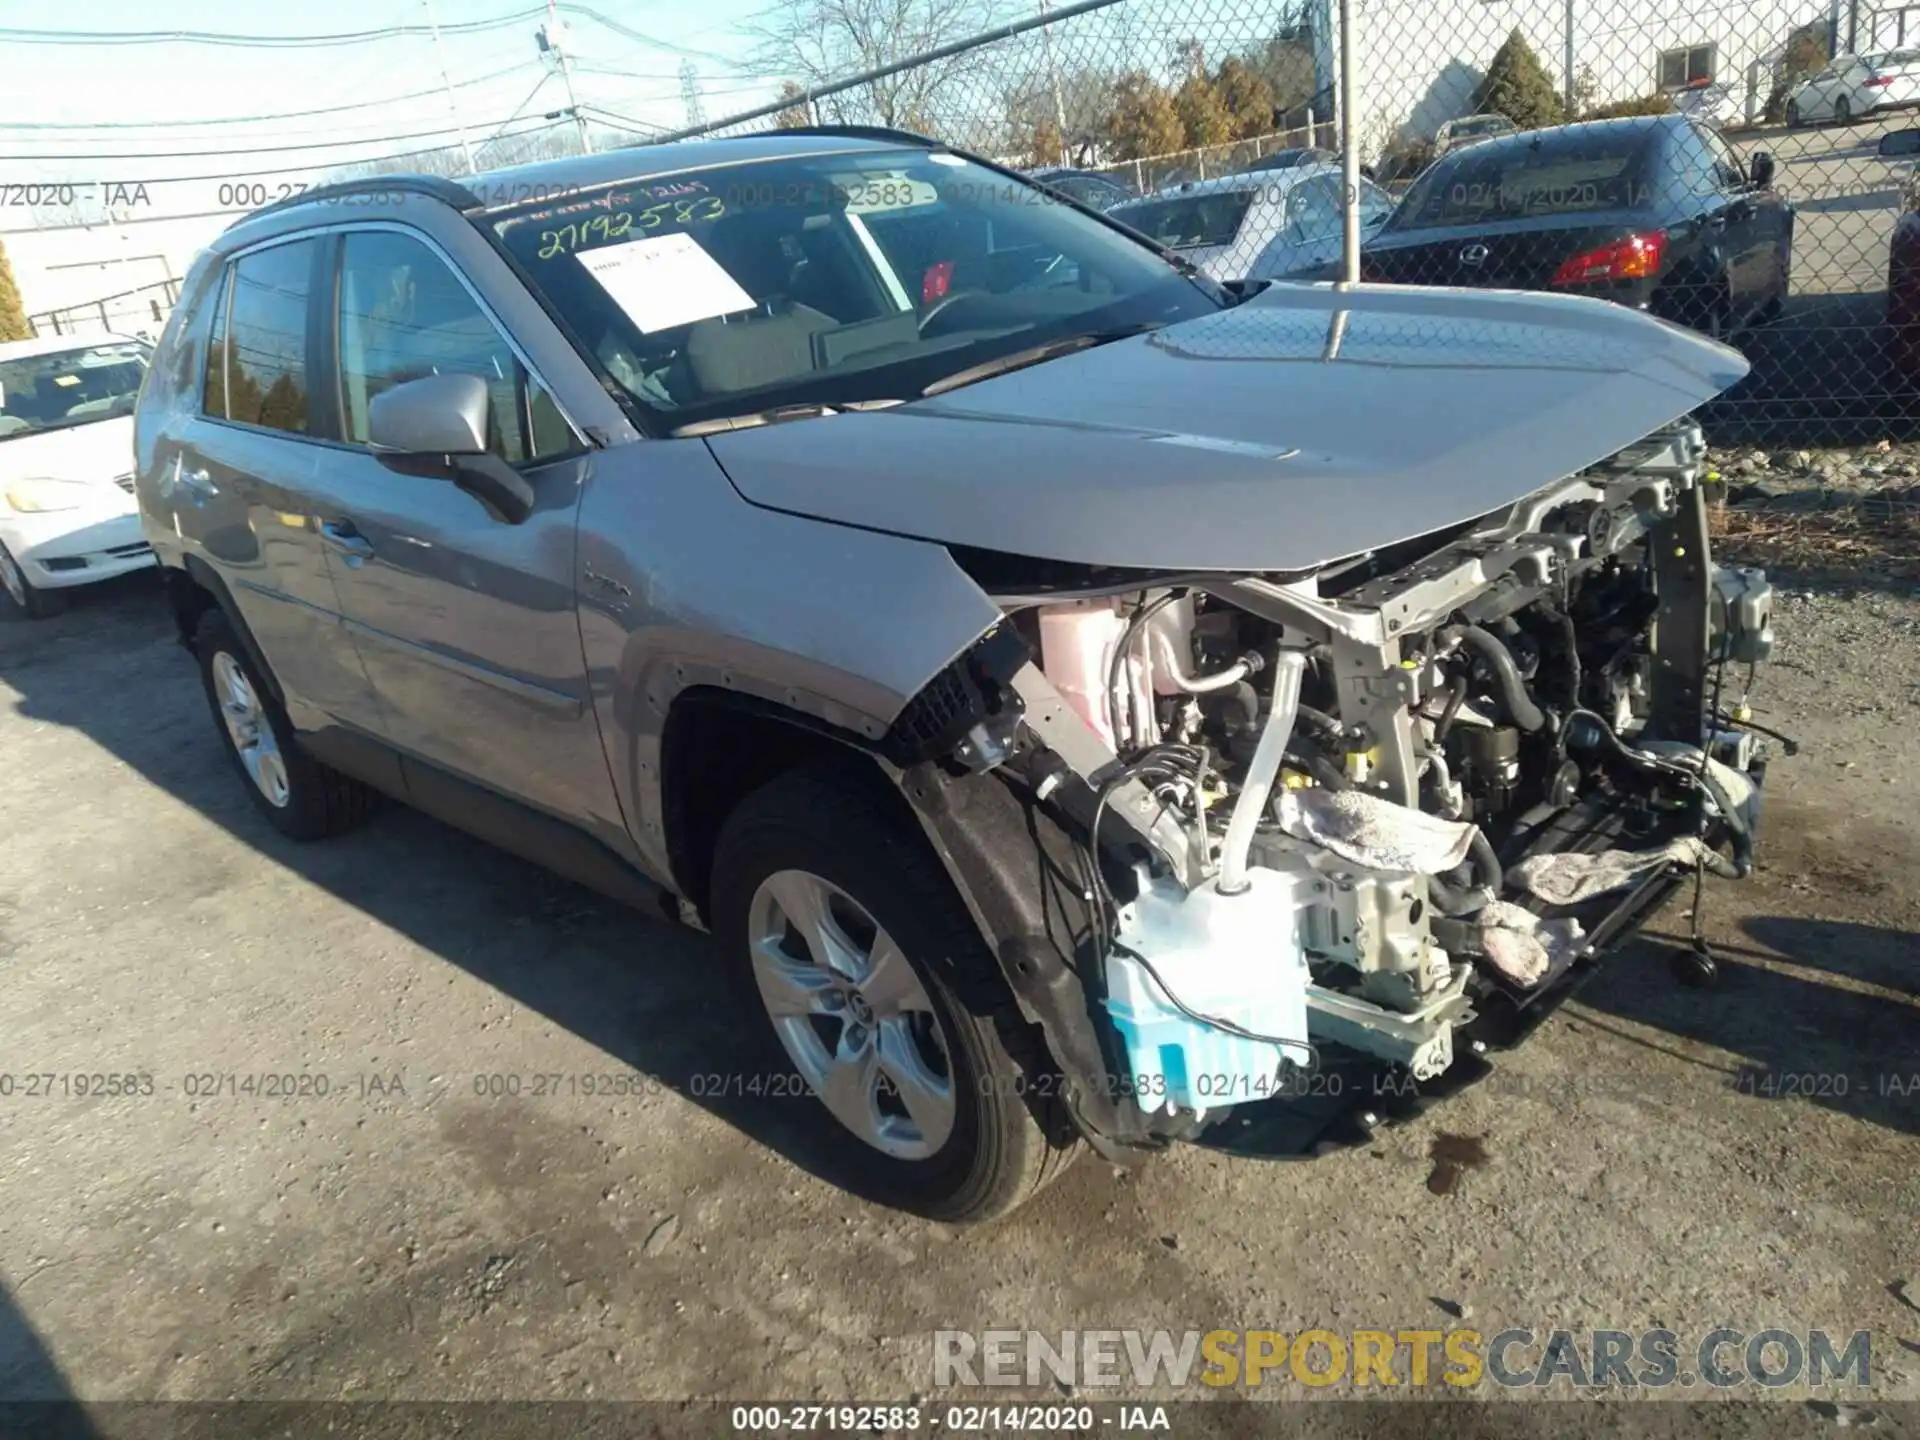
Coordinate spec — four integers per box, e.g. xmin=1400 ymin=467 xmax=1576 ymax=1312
xmin=1426 ymin=828 xmax=1506 ymax=916
xmin=1440 ymin=624 xmax=1548 ymax=733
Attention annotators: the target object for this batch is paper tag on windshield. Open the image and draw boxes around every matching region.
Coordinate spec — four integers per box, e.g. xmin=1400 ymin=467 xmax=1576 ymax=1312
xmin=575 ymin=232 xmax=754 ymax=333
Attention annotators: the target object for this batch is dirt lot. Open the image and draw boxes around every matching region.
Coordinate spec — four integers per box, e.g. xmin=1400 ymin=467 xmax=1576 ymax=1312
xmin=0 ymin=558 xmax=1915 ymax=1427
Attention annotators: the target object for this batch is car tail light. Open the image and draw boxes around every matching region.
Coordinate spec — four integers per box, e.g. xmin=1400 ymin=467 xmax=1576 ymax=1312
xmin=1866 ymin=74 xmax=1895 ymax=87
xmin=1550 ymin=230 xmax=1667 ymax=286
xmin=921 ymin=261 xmax=954 ymax=305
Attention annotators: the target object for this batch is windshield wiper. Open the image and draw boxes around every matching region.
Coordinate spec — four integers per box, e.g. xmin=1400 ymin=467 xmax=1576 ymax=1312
xmin=668 ymin=403 xmax=843 ymax=438
xmin=920 ymin=324 xmax=1160 ymax=398
xmin=667 ymin=397 xmax=904 ymax=439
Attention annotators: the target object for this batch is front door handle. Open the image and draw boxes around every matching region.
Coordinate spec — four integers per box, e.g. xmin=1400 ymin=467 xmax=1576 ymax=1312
xmin=320 ymin=519 xmax=375 ymax=565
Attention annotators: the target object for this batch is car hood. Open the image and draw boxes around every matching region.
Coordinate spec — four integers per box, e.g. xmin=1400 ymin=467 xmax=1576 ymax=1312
xmin=704 ymin=282 xmax=1748 ymax=573
xmin=0 ymin=415 xmax=135 ymax=486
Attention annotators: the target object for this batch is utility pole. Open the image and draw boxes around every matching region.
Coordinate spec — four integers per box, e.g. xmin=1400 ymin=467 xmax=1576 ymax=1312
xmin=423 ymin=0 xmax=477 ymax=174
xmin=1337 ymin=0 xmax=1359 ymax=288
xmin=539 ymin=0 xmax=593 ymax=155
xmin=1037 ymin=0 xmax=1069 ymax=165
xmin=1563 ymin=0 xmax=1576 ymax=117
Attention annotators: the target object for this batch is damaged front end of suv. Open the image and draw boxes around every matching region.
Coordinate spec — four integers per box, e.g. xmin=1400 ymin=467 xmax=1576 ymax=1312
xmin=786 ymin=296 xmax=1779 ymax=1164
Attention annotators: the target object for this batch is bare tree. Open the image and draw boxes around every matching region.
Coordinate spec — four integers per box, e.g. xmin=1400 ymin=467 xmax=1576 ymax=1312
xmin=748 ymin=0 xmax=1010 ymax=137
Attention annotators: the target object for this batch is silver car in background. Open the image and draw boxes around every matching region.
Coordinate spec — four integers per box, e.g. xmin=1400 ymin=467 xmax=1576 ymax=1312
xmin=1107 ymin=167 xmax=1397 ymax=283
xmin=135 ymin=126 xmax=1775 ymax=1224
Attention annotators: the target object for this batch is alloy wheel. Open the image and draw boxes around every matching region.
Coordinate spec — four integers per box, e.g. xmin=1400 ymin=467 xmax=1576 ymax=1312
xmin=746 ymin=868 xmax=956 ymax=1159
xmin=211 ymin=651 xmax=291 ymax=808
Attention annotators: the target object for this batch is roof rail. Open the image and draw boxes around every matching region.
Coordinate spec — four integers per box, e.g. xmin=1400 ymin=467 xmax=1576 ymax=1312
xmin=221 ymin=173 xmax=483 ymax=233
xmin=753 ymin=124 xmax=944 ymax=148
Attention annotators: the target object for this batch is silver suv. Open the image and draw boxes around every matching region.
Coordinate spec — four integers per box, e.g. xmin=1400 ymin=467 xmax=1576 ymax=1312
xmin=136 ymin=127 xmax=1776 ymax=1222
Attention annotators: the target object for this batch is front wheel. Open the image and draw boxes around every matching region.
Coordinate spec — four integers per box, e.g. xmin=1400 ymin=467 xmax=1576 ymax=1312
xmin=1786 ymin=100 xmax=1803 ymax=128
xmin=0 ymin=542 xmax=67 ymax=620
xmin=711 ymin=767 xmax=1081 ymax=1222
xmin=1835 ymin=95 xmax=1853 ymax=124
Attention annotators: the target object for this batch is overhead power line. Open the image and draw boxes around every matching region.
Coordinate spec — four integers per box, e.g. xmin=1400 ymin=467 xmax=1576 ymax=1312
xmin=0 ymin=9 xmax=546 ymax=47
xmin=0 ymin=62 xmax=538 ymax=133
xmin=51 ymin=119 xmax=573 ymax=185
xmin=0 ymin=4 xmax=752 ymax=64
xmin=0 ymin=114 xmax=550 ymax=162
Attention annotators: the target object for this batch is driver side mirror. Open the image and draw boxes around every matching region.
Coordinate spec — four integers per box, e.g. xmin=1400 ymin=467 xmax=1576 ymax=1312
xmin=1879 ymin=128 xmax=1920 ymax=158
xmin=367 ymin=372 xmax=534 ymax=526
xmin=1748 ymin=152 xmax=1776 ymax=189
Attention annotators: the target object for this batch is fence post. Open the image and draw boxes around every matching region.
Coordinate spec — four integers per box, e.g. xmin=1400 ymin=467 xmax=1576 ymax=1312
xmin=1337 ymin=0 xmax=1359 ymax=287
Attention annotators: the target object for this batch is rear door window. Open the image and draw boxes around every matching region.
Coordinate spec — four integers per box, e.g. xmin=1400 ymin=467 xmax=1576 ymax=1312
xmin=218 ymin=239 xmax=316 ymax=435
xmin=1110 ymin=189 xmax=1258 ymax=250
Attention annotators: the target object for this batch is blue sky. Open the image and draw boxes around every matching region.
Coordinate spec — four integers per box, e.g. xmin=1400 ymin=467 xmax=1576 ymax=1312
xmin=0 ymin=0 xmax=777 ymax=216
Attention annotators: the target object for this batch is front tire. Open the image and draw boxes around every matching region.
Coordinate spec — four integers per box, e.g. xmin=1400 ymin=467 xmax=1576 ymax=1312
xmin=711 ymin=767 xmax=1081 ymax=1222
xmin=194 ymin=609 xmax=379 ymax=840
xmin=0 ymin=542 xmax=67 ymax=620
xmin=1835 ymin=94 xmax=1853 ymax=124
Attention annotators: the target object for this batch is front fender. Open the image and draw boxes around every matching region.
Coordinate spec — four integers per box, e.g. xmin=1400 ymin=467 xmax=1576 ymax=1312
xmin=574 ymin=437 xmax=1002 ymax=885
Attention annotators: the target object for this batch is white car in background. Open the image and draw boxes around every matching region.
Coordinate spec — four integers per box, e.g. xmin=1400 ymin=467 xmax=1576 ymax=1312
xmin=0 ymin=334 xmax=154 ymax=619
xmin=1106 ymin=165 xmax=1397 ymax=284
xmin=1787 ymin=50 xmax=1920 ymax=125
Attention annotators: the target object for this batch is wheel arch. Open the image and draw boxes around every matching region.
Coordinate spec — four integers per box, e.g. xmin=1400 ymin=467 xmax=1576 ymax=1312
xmin=163 ymin=558 xmax=285 ymax=708
xmin=659 ymin=687 xmax=899 ymax=923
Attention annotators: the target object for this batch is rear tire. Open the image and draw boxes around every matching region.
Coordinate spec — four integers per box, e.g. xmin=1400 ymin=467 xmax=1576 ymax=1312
xmin=0 ymin=543 xmax=67 ymax=620
xmin=194 ymin=609 xmax=380 ymax=840
xmin=711 ymin=766 xmax=1081 ymax=1222
xmin=1786 ymin=101 xmax=1803 ymax=128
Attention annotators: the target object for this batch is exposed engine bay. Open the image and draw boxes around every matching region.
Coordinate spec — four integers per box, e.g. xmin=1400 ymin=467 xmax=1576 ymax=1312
xmin=896 ymin=420 xmax=1778 ymax=1148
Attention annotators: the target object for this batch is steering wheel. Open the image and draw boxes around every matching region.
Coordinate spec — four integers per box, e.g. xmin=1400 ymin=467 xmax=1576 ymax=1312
xmin=917 ymin=287 xmax=989 ymax=334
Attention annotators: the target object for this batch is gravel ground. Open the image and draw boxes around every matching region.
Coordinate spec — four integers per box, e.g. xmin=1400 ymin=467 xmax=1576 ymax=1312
xmin=0 ymin=561 xmax=1914 ymax=1428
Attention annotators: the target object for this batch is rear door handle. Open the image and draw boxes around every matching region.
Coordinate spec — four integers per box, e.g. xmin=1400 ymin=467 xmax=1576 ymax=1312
xmin=320 ymin=519 xmax=375 ymax=565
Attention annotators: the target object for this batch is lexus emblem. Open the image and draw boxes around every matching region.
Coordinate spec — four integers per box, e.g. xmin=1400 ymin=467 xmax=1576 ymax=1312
xmin=1459 ymin=243 xmax=1490 ymax=266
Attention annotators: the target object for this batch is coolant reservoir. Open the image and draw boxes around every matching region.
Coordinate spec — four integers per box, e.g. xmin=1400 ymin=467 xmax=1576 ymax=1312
xmin=1037 ymin=600 xmax=1130 ymax=750
xmin=1105 ymin=866 xmax=1313 ymax=1118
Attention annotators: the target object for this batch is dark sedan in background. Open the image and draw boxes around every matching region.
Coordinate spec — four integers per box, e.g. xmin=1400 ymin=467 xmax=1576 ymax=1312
xmin=1882 ymin=128 xmax=1920 ymax=382
xmin=1361 ymin=114 xmax=1793 ymax=340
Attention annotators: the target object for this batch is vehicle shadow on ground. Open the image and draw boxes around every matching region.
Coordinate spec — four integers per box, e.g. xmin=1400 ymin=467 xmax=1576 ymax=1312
xmin=0 ymin=1280 xmax=95 ymax=1434
xmin=4 ymin=577 xmax=1914 ymax=1199
xmin=1708 ymin=293 xmax=1920 ymax=448
xmin=0 ymin=576 xmax=893 ymax=1212
xmin=1569 ymin=916 xmax=1918 ymax=1136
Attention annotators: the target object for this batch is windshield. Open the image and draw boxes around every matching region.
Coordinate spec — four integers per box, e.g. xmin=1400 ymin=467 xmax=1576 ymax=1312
xmin=490 ymin=147 xmax=1221 ymax=427
xmin=0 ymin=341 xmax=150 ymax=442
xmin=1389 ymin=131 xmax=1652 ymax=229
xmin=1107 ymin=189 xmax=1257 ymax=250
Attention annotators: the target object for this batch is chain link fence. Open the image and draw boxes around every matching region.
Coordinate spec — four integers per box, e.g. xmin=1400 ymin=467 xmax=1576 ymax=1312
xmin=658 ymin=0 xmax=1920 ymax=457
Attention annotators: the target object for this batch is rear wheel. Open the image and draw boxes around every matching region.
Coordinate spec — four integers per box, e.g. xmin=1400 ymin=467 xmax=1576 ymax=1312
xmin=1786 ymin=100 xmax=1803 ymax=128
xmin=711 ymin=767 xmax=1081 ymax=1222
xmin=194 ymin=609 xmax=379 ymax=840
xmin=0 ymin=543 xmax=67 ymax=620
xmin=1657 ymin=273 xmax=1731 ymax=341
